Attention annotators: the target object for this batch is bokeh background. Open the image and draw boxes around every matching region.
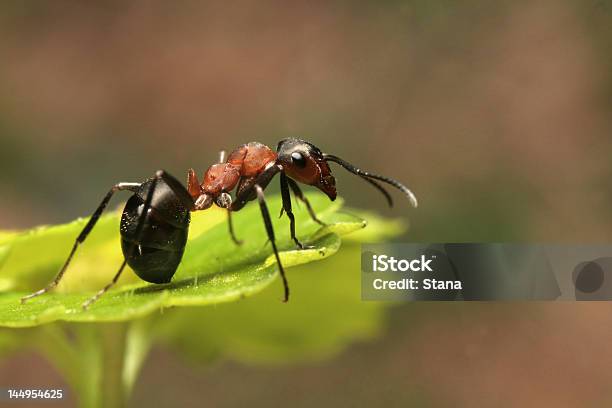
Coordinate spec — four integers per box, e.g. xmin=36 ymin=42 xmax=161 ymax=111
xmin=2 ymin=0 xmax=612 ymax=406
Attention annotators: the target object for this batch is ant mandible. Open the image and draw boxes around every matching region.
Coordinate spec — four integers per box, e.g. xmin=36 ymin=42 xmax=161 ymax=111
xmin=21 ymin=138 xmax=417 ymax=309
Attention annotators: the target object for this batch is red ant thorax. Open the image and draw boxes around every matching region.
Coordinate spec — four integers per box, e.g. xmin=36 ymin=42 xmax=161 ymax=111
xmin=201 ymin=163 xmax=241 ymax=195
xmin=227 ymin=142 xmax=277 ymax=177
xmin=188 ymin=142 xmax=277 ymax=210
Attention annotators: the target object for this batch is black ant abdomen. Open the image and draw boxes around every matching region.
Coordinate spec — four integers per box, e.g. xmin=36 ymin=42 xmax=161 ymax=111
xmin=120 ymin=178 xmax=191 ymax=284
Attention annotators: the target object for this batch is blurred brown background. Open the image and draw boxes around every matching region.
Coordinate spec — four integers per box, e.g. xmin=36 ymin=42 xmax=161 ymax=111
xmin=1 ymin=0 xmax=612 ymax=406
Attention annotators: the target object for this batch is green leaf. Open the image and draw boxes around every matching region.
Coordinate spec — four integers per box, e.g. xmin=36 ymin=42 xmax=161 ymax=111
xmin=156 ymin=244 xmax=386 ymax=365
xmin=0 ymin=194 xmax=367 ymax=327
xmin=0 ymin=194 xmax=408 ymax=407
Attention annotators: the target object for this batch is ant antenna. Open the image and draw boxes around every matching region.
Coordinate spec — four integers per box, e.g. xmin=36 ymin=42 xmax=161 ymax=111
xmin=323 ymin=154 xmax=418 ymax=208
xmin=358 ymin=177 xmax=394 ymax=207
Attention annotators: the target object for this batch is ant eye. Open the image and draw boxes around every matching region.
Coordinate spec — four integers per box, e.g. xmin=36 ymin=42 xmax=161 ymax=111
xmin=291 ymin=152 xmax=307 ymax=168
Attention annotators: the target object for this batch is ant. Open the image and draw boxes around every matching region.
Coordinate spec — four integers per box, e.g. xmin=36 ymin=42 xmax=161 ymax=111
xmin=21 ymin=138 xmax=417 ymax=309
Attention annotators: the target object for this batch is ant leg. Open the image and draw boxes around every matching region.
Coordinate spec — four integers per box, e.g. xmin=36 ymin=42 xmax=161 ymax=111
xmin=82 ymin=173 xmax=160 ymax=309
xmin=217 ymin=192 xmax=243 ymax=245
xmin=21 ymin=182 xmax=141 ymax=304
xmin=286 ymin=177 xmax=326 ymax=226
xmin=226 ymin=209 xmax=243 ymax=245
xmin=280 ymin=173 xmax=312 ymax=249
xmin=82 ymin=260 xmax=128 ymax=309
xmin=255 ymin=184 xmax=289 ymax=302
xmin=232 ymin=164 xmax=282 ymax=212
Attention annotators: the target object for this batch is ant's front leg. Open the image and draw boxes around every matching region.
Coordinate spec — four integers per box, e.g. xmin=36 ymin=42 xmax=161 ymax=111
xmin=280 ymin=173 xmax=313 ymax=250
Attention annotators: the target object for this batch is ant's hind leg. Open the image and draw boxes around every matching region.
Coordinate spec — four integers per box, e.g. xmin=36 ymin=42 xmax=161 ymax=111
xmin=82 ymin=260 xmax=128 ymax=309
xmin=286 ymin=177 xmax=326 ymax=226
xmin=21 ymin=182 xmax=141 ymax=304
xmin=280 ymin=173 xmax=313 ymax=250
xmin=81 ymin=173 xmax=160 ymax=309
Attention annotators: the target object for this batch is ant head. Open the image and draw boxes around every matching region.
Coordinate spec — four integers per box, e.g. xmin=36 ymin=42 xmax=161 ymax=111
xmin=277 ymin=138 xmax=337 ymax=200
